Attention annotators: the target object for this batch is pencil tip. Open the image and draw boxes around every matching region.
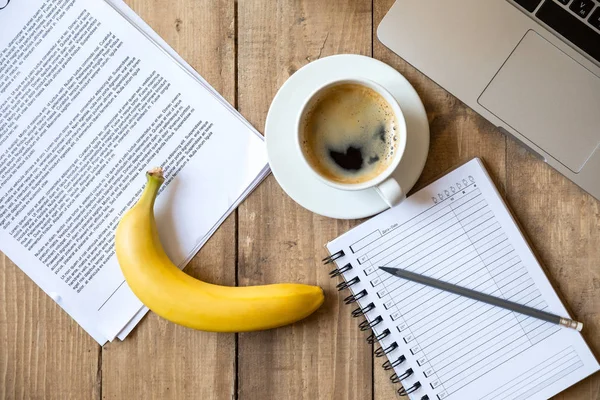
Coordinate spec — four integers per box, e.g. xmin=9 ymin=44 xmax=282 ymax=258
xmin=379 ymin=267 xmax=395 ymax=274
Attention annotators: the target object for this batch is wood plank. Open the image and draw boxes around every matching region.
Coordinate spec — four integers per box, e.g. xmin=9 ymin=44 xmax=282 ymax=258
xmin=101 ymin=0 xmax=236 ymax=399
xmin=236 ymin=0 xmax=373 ymax=398
xmin=0 ymin=255 xmax=100 ymax=400
xmin=372 ymin=1 xmax=507 ymax=398
xmin=505 ymin=142 xmax=600 ymax=400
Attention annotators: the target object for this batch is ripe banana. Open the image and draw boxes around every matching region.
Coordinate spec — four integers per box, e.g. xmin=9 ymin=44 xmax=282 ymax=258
xmin=115 ymin=168 xmax=324 ymax=332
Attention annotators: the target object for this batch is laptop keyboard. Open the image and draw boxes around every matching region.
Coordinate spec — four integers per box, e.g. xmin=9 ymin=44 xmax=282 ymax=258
xmin=511 ymin=0 xmax=600 ymax=63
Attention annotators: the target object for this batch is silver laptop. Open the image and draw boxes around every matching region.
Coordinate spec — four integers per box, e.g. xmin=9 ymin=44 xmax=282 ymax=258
xmin=378 ymin=0 xmax=600 ymax=200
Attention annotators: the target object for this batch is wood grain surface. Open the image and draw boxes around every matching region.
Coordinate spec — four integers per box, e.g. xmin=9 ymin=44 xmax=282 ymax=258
xmin=0 ymin=0 xmax=598 ymax=399
xmin=237 ymin=1 xmax=372 ymax=399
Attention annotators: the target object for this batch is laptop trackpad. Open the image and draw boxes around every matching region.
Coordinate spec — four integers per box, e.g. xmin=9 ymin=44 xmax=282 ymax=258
xmin=479 ymin=31 xmax=600 ymax=173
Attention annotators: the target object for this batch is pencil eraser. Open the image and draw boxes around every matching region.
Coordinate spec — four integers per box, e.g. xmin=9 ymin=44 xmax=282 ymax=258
xmin=576 ymin=322 xmax=583 ymax=332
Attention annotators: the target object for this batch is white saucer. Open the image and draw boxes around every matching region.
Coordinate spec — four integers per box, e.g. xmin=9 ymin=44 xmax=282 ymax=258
xmin=265 ymin=54 xmax=430 ymax=219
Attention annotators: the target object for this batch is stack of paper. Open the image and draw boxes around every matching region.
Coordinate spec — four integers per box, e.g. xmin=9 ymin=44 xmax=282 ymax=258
xmin=0 ymin=0 xmax=269 ymax=344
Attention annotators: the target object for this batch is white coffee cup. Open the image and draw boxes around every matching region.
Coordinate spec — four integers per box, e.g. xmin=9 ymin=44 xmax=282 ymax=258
xmin=296 ymin=77 xmax=407 ymax=208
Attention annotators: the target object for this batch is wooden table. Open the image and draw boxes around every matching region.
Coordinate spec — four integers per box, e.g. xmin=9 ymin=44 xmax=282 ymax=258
xmin=1 ymin=0 xmax=599 ymax=399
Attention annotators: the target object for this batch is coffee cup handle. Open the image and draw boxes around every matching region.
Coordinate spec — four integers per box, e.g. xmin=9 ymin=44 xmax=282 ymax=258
xmin=374 ymin=178 xmax=405 ymax=208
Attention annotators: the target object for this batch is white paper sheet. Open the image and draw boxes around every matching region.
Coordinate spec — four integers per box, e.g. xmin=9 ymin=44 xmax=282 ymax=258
xmin=0 ymin=0 xmax=269 ymax=344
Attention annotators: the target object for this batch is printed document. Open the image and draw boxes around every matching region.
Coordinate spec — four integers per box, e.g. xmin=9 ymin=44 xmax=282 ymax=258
xmin=0 ymin=0 xmax=269 ymax=344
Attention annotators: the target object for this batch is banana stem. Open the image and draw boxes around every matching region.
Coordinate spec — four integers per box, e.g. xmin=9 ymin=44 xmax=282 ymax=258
xmin=139 ymin=167 xmax=165 ymax=209
xmin=147 ymin=167 xmax=165 ymax=182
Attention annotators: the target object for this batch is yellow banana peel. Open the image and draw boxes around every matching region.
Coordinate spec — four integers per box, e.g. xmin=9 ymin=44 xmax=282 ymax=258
xmin=115 ymin=168 xmax=324 ymax=332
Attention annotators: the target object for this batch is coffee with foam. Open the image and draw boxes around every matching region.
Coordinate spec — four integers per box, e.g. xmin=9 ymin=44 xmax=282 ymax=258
xmin=300 ymin=83 xmax=399 ymax=185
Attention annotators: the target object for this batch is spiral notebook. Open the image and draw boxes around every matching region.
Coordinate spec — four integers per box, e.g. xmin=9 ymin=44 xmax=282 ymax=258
xmin=324 ymin=158 xmax=599 ymax=400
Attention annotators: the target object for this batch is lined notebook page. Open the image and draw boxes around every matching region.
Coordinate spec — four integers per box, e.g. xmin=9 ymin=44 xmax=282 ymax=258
xmin=326 ymin=158 xmax=599 ymax=400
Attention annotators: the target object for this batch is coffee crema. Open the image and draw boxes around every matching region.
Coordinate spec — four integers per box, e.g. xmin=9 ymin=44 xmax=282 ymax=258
xmin=300 ymin=83 xmax=399 ymax=185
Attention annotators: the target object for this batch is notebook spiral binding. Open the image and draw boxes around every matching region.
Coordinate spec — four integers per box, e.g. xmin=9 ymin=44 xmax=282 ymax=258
xmin=330 ymin=263 xmax=352 ymax=277
xmin=398 ymin=382 xmax=422 ymax=396
xmin=351 ymin=302 xmax=375 ymax=317
xmin=367 ymin=328 xmax=390 ymax=344
xmin=344 ymin=289 xmax=367 ymax=304
xmin=325 ymin=256 xmax=424 ymax=398
xmin=322 ymin=250 xmax=345 ymax=264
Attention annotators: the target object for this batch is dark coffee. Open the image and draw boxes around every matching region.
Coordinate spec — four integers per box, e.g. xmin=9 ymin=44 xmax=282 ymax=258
xmin=300 ymin=83 xmax=399 ymax=184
